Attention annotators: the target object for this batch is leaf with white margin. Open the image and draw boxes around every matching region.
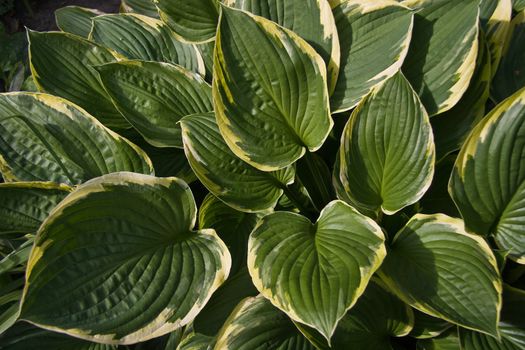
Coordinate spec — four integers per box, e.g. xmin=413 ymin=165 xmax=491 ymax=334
xmin=330 ymin=0 xmax=413 ymax=113
xmin=121 ymin=0 xmax=159 ymax=18
xmin=19 ymin=172 xmax=231 ymax=345
xmin=248 ymin=200 xmax=386 ymax=341
xmin=27 ymin=31 xmax=129 ymax=129
xmin=379 ymin=214 xmax=502 ymax=337
xmin=401 ymin=0 xmax=480 ymax=116
xmin=410 ymin=309 xmax=453 ymax=339
xmin=226 ymin=0 xmax=340 ymax=94
xmin=0 ymin=92 xmax=153 ymax=185
xmin=90 ymin=14 xmax=205 ymax=75
xmin=0 ymin=182 xmax=71 ymax=235
xmin=96 ymin=60 xmax=212 ymax=148
xmin=213 ymin=5 xmax=332 ymax=171
xmin=55 ymin=6 xmax=104 ymax=38
xmin=339 ymin=72 xmax=435 ymax=216
xmin=180 ymin=113 xmax=295 ymax=212
xmin=449 ymin=87 xmax=525 ymax=263
xmin=416 ymin=328 xmax=461 ymax=350
xmin=214 ymin=295 xmax=316 ymax=350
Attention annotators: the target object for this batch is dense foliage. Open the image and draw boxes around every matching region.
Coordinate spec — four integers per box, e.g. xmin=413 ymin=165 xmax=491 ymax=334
xmin=0 ymin=0 xmax=524 ymax=349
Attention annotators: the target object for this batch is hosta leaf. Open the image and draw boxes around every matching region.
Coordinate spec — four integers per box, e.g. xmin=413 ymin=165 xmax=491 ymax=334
xmin=459 ymin=285 xmax=525 ymax=350
xmin=0 ymin=92 xmax=153 ymax=185
xmin=27 ymin=31 xmax=128 ymax=129
xmin=330 ymin=0 xmax=413 ymax=112
xmin=416 ymin=329 xmax=461 ymax=350
xmin=55 ymin=6 xmax=104 ymax=38
xmin=214 ymin=295 xmax=315 ymax=350
xmin=516 ymin=0 xmax=525 ymax=11
xmin=197 ymin=41 xmax=214 ymax=81
xmin=121 ymin=0 xmax=159 ymax=17
xmin=0 ymin=182 xmax=70 ymax=234
xmin=480 ymin=0 xmax=512 ymax=77
xmin=402 ymin=0 xmax=480 ymax=115
xmin=339 ymin=72 xmax=435 ymax=216
xmin=20 ymin=172 xmax=231 ymax=344
xmin=410 ymin=309 xmax=453 ymax=339
xmin=227 ymin=0 xmax=340 ymax=93
xmin=449 ymin=87 xmax=525 ymax=263
xmin=96 ymin=60 xmax=212 ymax=148
xmin=248 ymin=200 xmax=386 ymax=340
xmin=213 ymin=5 xmax=332 ymax=171
xmin=90 ymin=14 xmax=205 ymax=75
xmin=492 ymin=11 xmax=525 ymax=102
xmin=180 ymin=113 xmax=295 ymax=212
xmin=156 ymin=0 xmax=220 ymax=43
xmin=177 ymin=332 xmax=213 ymax=350
xmin=331 ymin=278 xmax=414 ymax=349
xmin=379 ymin=214 xmax=502 ymax=337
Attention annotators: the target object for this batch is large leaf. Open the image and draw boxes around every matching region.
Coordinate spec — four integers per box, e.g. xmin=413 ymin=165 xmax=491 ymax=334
xmin=379 ymin=214 xmax=502 ymax=337
xmin=213 ymin=5 xmax=332 ymax=171
xmin=55 ymin=6 xmax=104 ymax=38
xmin=0 ymin=92 xmax=153 ymax=185
xmin=339 ymin=72 xmax=435 ymax=216
xmin=492 ymin=11 xmax=525 ymax=102
xmin=20 ymin=172 xmax=231 ymax=344
xmin=330 ymin=0 xmax=413 ymax=112
xmin=90 ymin=14 xmax=205 ymax=75
xmin=331 ymin=278 xmax=414 ymax=349
xmin=96 ymin=60 xmax=212 ymax=148
xmin=459 ymin=285 xmax=525 ymax=350
xmin=227 ymin=0 xmax=340 ymax=93
xmin=214 ymin=295 xmax=315 ymax=350
xmin=0 ymin=182 xmax=70 ymax=235
xmin=449 ymin=87 xmax=525 ymax=263
xmin=27 ymin=31 xmax=128 ymax=129
xmin=121 ymin=0 xmax=159 ymax=17
xmin=156 ymin=0 xmax=219 ymax=43
xmin=180 ymin=113 xmax=295 ymax=212
xmin=401 ymin=0 xmax=480 ymax=115
xmin=248 ymin=200 xmax=386 ymax=340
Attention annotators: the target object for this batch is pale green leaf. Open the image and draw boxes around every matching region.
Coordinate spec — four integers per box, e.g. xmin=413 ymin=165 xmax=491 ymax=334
xmin=55 ymin=6 xmax=104 ymax=38
xmin=515 ymin=0 xmax=525 ymax=11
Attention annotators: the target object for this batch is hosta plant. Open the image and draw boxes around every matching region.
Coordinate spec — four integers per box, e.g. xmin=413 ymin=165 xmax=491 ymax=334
xmin=0 ymin=0 xmax=524 ymax=349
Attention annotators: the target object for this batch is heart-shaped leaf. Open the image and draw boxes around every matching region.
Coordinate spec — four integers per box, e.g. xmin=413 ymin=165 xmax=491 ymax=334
xmin=339 ymin=72 xmax=435 ymax=216
xmin=0 ymin=92 xmax=153 ymax=185
xmin=55 ymin=6 xmax=104 ymax=38
xmin=248 ymin=200 xmax=386 ymax=340
xmin=379 ymin=214 xmax=502 ymax=337
xmin=27 ymin=31 xmax=128 ymax=129
xmin=450 ymin=87 xmax=525 ymax=263
xmin=213 ymin=5 xmax=332 ymax=171
xmin=90 ymin=14 xmax=205 ymax=75
xmin=96 ymin=60 xmax=212 ymax=148
xmin=180 ymin=113 xmax=295 ymax=212
xmin=330 ymin=0 xmax=413 ymax=112
xmin=402 ymin=0 xmax=480 ymax=115
xmin=20 ymin=172 xmax=231 ymax=344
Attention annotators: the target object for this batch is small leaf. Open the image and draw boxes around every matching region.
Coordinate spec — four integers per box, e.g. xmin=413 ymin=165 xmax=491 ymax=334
xmin=379 ymin=214 xmax=502 ymax=337
xmin=248 ymin=200 xmax=386 ymax=340
xmin=0 ymin=92 xmax=153 ymax=185
xmin=213 ymin=5 xmax=332 ymax=171
xmin=20 ymin=172 xmax=231 ymax=344
xmin=450 ymin=87 xmax=525 ymax=263
xmin=55 ymin=6 xmax=104 ymax=38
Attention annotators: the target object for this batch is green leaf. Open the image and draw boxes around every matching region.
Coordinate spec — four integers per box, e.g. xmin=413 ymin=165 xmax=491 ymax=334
xmin=459 ymin=285 xmax=525 ymax=350
xmin=121 ymin=0 xmax=159 ymax=17
xmin=27 ymin=31 xmax=129 ymax=129
xmin=0 ymin=182 xmax=70 ymax=234
xmin=515 ymin=0 xmax=525 ymax=12
xmin=248 ymin=200 xmax=386 ymax=340
xmin=0 ymin=92 xmax=153 ymax=185
xmin=379 ymin=214 xmax=502 ymax=337
xmin=213 ymin=5 xmax=332 ymax=171
xmin=449 ymin=87 xmax=525 ymax=263
xmin=0 ymin=239 xmax=32 ymax=275
xmin=90 ymin=14 xmax=205 ymax=75
xmin=339 ymin=72 xmax=435 ymax=216
xmin=55 ymin=6 xmax=104 ymax=38
xmin=331 ymin=278 xmax=414 ymax=349
xmin=410 ymin=309 xmax=453 ymax=339
xmin=180 ymin=113 xmax=295 ymax=212
xmin=227 ymin=0 xmax=340 ymax=93
xmin=214 ymin=295 xmax=315 ymax=350
xmin=96 ymin=60 xmax=212 ymax=148
xmin=330 ymin=0 xmax=413 ymax=112
xmin=416 ymin=328 xmax=461 ymax=350
xmin=20 ymin=172 xmax=231 ymax=344
xmin=177 ymin=332 xmax=213 ymax=350
xmin=156 ymin=0 xmax=220 ymax=43
xmin=492 ymin=11 xmax=525 ymax=102
xmin=402 ymin=0 xmax=480 ymax=115
xmin=196 ymin=41 xmax=214 ymax=82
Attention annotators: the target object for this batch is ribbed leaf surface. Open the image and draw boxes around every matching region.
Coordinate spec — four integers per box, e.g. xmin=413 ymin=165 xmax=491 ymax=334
xmin=55 ymin=6 xmax=103 ymax=38
xmin=121 ymin=0 xmax=158 ymax=17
